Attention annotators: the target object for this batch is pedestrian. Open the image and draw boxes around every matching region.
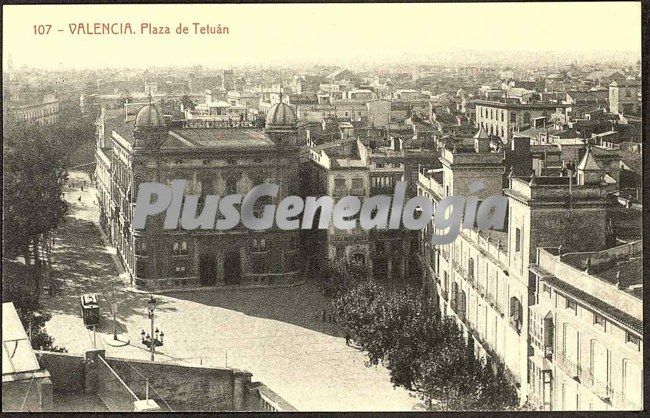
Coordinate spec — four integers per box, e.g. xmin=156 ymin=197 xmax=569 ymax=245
xmin=322 ymin=309 xmax=327 ymax=323
xmin=81 ymin=185 xmax=84 ymax=191
xmin=78 ymin=195 xmax=82 ymax=202
xmin=345 ymin=332 xmax=351 ymax=346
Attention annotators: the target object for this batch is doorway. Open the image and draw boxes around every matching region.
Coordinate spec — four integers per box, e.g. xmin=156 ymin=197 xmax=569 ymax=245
xmin=224 ymin=251 xmax=241 ymax=284
xmin=199 ymin=255 xmax=216 ymax=286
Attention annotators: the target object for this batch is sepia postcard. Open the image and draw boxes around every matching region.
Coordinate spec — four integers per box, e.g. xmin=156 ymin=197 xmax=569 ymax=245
xmin=1 ymin=1 xmax=644 ymax=413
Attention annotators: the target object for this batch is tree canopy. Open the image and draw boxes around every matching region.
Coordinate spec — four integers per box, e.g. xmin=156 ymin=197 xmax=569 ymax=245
xmin=334 ymin=281 xmax=520 ymax=411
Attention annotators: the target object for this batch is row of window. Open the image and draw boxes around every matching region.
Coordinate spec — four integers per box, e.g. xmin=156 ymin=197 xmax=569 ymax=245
xmin=480 ymin=107 xmax=532 ymax=124
xmin=138 ymin=239 xmax=297 ymax=257
xmin=334 ymin=177 xmax=365 ymax=190
xmin=543 ymin=283 xmax=641 ymax=350
xmin=445 ymin=269 xmax=523 ymax=334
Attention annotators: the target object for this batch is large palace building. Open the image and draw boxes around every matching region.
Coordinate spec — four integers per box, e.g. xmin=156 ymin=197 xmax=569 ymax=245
xmin=95 ymin=101 xmax=302 ymax=290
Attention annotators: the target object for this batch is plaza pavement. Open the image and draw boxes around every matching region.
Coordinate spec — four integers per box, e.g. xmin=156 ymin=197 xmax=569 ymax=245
xmin=41 ymin=170 xmax=423 ymax=411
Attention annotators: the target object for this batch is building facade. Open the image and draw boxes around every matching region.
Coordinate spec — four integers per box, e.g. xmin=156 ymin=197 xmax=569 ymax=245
xmin=95 ymin=101 xmax=301 ymax=290
xmin=527 ymin=240 xmax=643 ymax=411
xmin=416 ymin=137 xmax=622 ymax=405
xmin=4 ymin=94 xmax=60 ymax=126
xmin=474 ymin=100 xmax=566 ymax=141
xmin=608 ymin=80 xmax=641 ymax=116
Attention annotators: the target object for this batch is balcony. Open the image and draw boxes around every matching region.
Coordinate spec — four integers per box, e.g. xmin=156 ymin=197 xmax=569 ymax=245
xmin=476 ymin=282 xmax=486 ymax=297
xmin=350 ymin=187 xmax=366 ymax=196
xmin=544 ymin=345 xmax=553 ymax=361
xmin=555 ymin=352 xmax=581 ymax=381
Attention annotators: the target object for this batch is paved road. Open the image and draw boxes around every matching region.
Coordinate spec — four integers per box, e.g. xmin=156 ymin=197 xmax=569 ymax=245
xmin=42 ymin=171 xmax=422 ymax=411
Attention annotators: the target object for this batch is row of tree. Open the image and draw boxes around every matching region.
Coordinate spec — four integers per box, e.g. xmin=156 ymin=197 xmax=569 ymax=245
xmin=333 ymin=281 xmax=521 ymax=411
xmin=2 ymin=102 xmax=90 ymax=352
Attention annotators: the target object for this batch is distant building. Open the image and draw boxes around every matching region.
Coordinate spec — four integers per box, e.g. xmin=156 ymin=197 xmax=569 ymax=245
xmin=222 ymin=70 xmax=234 ymax=91
xmin=608 ymin=80 xmax=640 ymax=116
xmin=184 ymin=90 xmax=251 ymax=125
xmin=366 ymin=99 xmax=391 ymax=128
xmin=473 ymin=100 xmax=567 ymax=141
xmin=563 ymin=90 xmax=609 ymax=119
xmin=4 ymin=94 xmax=60 ymax=126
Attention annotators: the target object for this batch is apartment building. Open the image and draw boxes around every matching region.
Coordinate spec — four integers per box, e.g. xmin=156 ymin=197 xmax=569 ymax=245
xmin=473 ymin=100 xmax=567 ymax=141
xmin=302 ymin=138 xmax=372 ymax=270
xmin=528 ymin=240 xmax=642 ymax=410
xmin=417 ymin=137 xmax=614 ymax=402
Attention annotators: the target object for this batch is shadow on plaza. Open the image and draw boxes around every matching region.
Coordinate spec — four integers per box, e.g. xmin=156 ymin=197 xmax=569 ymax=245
xmin=44 ymin=215 xmax=177 ymax=332
xmin=171 ymin=278 xmax=345 ymax=339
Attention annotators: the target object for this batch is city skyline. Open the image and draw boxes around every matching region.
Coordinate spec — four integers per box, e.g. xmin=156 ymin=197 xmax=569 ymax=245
xmin=3 ymin=2 xmax=642 ymax=70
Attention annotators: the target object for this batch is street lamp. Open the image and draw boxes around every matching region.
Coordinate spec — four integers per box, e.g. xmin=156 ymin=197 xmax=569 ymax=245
xmin=28 ymin=311 xmax=42 ymax=343
xmin=141 ymin=295 xmax=163 ymax=361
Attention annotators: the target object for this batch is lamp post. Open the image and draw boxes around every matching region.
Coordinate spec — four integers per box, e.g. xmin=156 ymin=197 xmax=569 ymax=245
xmin=141 ymin=295 xmax=164 ymax=361
xmin=111 ymin=291 xmax=118 ymax=341
xmin=28 ymin=311 xmax=42 ymax=343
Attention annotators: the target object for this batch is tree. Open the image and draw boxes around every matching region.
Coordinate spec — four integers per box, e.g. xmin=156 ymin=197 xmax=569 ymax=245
xmin=321 ymin=257 xmax=371 ymax=298
xmin=334 ymin=282 xmax=522 ymax=411
xmin=181 ymin=94 xmax=196 ymax=111
xmin=3 ymin=123 xmax=69 ymax=298
xmin=54 ymin=101 xmax=97 ymax=165
xmin=3 ymin=259 xmax=67 ymax=352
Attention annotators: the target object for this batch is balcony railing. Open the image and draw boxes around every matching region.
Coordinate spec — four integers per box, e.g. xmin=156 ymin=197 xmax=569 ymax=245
xmin=554 ymin=351 xmax=641 ymax=410
xmin=476 ymin=282 xmax=486 ymax=297
xmin=544 ymin=345 xmax=553 ymax=361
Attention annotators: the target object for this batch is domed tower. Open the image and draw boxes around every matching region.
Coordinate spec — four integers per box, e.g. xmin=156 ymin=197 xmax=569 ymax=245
xmin=264 ymin=97 xmax=298 ymax=147
xmin=133 ymin=103 xmax=167 ymax=152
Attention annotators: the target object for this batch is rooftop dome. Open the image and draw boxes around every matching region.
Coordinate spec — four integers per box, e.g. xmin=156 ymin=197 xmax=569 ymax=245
xmin=135 ymin=104 xmax=165 ymax=128
xmin=265 ymin=101 xmax=297 ymax=129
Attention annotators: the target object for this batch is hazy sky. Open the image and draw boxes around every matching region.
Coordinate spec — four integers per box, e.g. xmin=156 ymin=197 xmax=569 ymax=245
xmin=3 ymin=2 xmax=642 ymax=69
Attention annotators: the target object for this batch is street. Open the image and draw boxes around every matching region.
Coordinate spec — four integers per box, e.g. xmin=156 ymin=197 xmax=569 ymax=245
xmin=41 ymin=170 xmax=422 ymax=411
